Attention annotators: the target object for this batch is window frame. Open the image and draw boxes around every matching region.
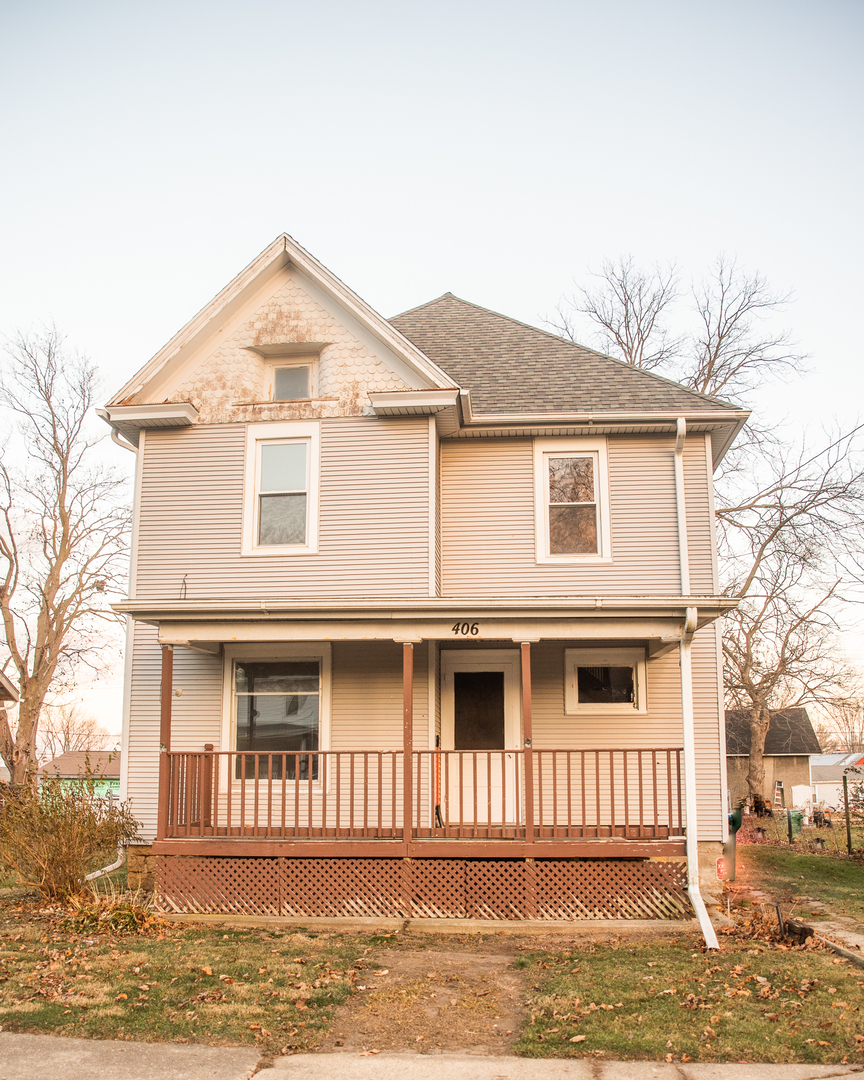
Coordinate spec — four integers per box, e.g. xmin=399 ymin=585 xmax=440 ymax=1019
xmin=242 ymin=421 xmax=320 ymax=556
xmin=564 ymin=647 xmax=647 ymax=715
xmin=220 ymin=642 xmax=332 ymax=788
xmin=268 ymin=358 xmax=317 ymax=401
xmin=533 ymin=437 xmax=612 ymax=564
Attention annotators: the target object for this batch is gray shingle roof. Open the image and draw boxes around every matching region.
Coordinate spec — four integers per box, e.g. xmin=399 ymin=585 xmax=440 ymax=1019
xmin=389 ymin=293 xmax=743 ymax=416
xmin=38 ymin=751 xmax=120 ymax=778
xmin=725 ymin=708 xmax=821 ymax=757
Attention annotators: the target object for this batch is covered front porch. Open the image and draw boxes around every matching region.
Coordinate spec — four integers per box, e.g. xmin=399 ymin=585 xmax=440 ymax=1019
xmin=122 ymin=598 xmax=732 ymax=920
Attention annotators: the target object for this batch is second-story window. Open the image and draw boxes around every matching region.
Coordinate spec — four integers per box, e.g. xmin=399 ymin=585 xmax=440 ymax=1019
xmin=548 ymin=454 xmax=598 ymax=554
xmin=534 ymin=437 xmax=611 ymax=563
xmin=258 ymin=441 xmax=307 ymax=545
xmin=242 ymin=421 xmax=320 ymax=556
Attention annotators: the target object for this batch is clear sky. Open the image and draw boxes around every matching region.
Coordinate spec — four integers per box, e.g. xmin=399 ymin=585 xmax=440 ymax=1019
xmin=1 ymin=0 xmax=863 ymax=730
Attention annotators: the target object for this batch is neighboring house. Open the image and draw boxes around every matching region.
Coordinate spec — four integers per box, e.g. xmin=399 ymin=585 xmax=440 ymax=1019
xmin=38 ymin=751 xmax=121 ymax=799
xmin=810 ymin=751 xmax=864 ymax=810
xmin=725 ymin=708 xmax=821 ymax=809
xmin=98 ymin=234 xmax=748 ymax=933
xmin=0 ymin=671 xmax=18 ymax=784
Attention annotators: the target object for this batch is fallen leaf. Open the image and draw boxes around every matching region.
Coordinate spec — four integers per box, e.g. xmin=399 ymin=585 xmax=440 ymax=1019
xmin=219 ymin=975 xmax=234 ymax=983
xmin=358 ymin=1050 xmax=381 ymax=1056
xmin=373 ymin=970 xmax=389 ymax=976
xmin=115 ymin=993 xmax=127 ymax=1001
xmin=202 ymin=967 xmax=213 ymax=976
xmin=248 ymin=1023 xmax=262 ymax=1030
xmin=570 ymin=1035 xmax=586 ymax=1043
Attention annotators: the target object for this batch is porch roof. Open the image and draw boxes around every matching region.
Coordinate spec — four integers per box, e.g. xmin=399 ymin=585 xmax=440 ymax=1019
xmin=113 ymin=594 xmax=736 ymax=650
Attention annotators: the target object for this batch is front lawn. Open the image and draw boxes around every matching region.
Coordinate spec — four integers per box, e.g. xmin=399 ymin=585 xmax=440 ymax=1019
xmin=514 ymin=937 xmax=864 ymax=1064
xmin=0 ymin=896 xmax=364 ymax=1059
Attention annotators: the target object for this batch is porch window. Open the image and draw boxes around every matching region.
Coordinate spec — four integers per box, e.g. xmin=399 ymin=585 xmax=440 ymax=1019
xmin=242 ymin=421 xmax=320 ymax=555
xmin=564 ymin=647 xmax=647 ymax=714
xmin=533 ymin=438 xmax=611 ymax=562
xmin=234 ymin=660 xmax=320 ymax=779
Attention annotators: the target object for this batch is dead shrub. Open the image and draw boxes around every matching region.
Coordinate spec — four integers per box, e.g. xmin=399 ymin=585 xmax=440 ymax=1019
xmin=0 ymin=767 xmax=139 ymax=900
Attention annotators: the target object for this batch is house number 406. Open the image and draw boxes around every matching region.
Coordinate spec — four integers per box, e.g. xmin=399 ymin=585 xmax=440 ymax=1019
xmin=451 ymin=621 xmax=480 ymax=636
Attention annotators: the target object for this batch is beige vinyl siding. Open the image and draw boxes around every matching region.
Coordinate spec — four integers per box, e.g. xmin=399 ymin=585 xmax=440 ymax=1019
xmin=691 ymin=623 xmax=725 ymax=839
xmin=684 ymin=435 xmax=716 ymax=595
xmin=441 ymin=436 xmax=691 ymax=596
xmin=126 ymin=624 xmax=162 ymax=838
xmin=135 ymin=417 xmax=431 ymax=600
xmin=126 ymin=627 xmax=225 ymax=839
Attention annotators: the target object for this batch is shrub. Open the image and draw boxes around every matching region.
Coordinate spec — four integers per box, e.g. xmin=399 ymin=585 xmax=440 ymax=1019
xmin=0 ymin=765 xmax=139 ymax=900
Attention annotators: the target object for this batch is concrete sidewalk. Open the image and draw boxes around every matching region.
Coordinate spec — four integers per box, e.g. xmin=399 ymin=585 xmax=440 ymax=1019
xmin=0 ymin=1036 xmax=862 ymax=1080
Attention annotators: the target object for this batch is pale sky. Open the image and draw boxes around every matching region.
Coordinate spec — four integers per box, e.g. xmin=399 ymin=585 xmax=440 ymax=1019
xmin=1 ymin=0 xmax=863 ymax=730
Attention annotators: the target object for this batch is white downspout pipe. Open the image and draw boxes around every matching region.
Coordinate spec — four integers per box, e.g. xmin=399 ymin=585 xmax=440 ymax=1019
xmin=675 ymin=418 xmax=719 ymax=949
xmin=680 ymin=621 xmax=719 ymax=950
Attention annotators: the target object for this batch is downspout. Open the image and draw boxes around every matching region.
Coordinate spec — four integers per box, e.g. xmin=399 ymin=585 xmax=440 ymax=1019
xmin=675 ymin=419 xmax=719 ymax=949
xmin=86 ymin=842 xmax=126 ymax=883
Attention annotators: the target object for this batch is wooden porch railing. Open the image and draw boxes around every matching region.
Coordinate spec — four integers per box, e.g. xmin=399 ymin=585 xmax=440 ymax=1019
xmin=162 ymin=748 xmax=684 ymax=842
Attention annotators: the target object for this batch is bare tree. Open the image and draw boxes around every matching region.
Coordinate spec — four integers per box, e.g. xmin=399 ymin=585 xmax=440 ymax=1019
xmin=549 ymin=255 xmax=682 ymax=370
xmin=0 ymin=329 xmax=129 ymax=784
xmin=686 ymin=256 xmax=806 ymax=400
xmin=37 ymin=702 xmax=115 ymax=765
xmin=551 ymin=255 xmax=864 ymax=800
xmin=814 ymin=697 xmax=864 ymax=753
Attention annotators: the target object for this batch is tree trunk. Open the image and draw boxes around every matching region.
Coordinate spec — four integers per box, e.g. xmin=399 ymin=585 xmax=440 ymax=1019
xmin=0 ymin=696 xmax=40 ymax=785
xmin=746 ymin=703 xmax=771 ymax=799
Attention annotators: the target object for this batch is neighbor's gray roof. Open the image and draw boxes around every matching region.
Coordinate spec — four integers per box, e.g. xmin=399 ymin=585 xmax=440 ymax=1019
xmin=810 ymin=752 xmax=864 ymax=783
xmin=38 ymin=751 xmax=120 ymax=778
xmin=725 ymin=708 xmax=821 ymax=757
xmin=390 ymin=293 xmax=744 ymax=416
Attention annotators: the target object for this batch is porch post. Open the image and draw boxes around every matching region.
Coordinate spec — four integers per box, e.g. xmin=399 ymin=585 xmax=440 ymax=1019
xmin=520 ymin=642 xmax=534 ymax=846
xmin=402 ymin=642 xmax=414 ymax=843
xmin=156 ymin=644 xmax=173 ymax=840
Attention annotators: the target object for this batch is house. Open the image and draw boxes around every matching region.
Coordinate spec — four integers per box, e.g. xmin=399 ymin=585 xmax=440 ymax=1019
xmin=810 ymin=751 xmax=864 ymax=811
xmin=98 ymin=235 xmax=748 ymax=939
xmin=725 ymin=708 xmax=821 ymax=810
xmin=0 ymin=671 xmax=18 ymax=783
xmin=38 ymin=751 xmax=121 ymax=800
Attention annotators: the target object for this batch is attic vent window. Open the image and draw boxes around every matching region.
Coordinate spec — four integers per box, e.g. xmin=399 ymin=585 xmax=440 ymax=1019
xmin=273 ymin=365 xmax=311 ymax=401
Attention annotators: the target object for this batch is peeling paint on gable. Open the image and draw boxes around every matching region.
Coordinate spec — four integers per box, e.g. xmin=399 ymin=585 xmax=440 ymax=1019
xmin=153 ymin=277 xmax=409 ymax=423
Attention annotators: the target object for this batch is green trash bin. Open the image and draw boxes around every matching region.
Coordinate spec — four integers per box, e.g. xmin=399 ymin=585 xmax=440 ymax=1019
xmin=789 ymin=810 xmax=804 ymax=835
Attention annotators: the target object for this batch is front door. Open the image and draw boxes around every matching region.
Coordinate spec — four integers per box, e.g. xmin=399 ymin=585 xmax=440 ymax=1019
xmin=440 ymin=650 xmax=521 ymax=825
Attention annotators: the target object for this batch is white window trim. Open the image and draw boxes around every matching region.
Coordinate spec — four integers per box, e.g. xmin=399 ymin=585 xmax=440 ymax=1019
xmin=220 ymin=642 xmax=332 ymax=789
xmin=242 ymin=421 xmax=320 ymax=556
xmin=265 ymin=357 xmax=319 ymax=401
xmin=533 ymin=437 xmax=612 ymax=564
xmin=564 ymin=647 xmax=647 ymax=715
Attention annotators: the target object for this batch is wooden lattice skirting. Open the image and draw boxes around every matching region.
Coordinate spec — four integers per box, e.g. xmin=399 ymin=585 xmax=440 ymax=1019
xmin=156 ymin=856 xmax=692 ymax=920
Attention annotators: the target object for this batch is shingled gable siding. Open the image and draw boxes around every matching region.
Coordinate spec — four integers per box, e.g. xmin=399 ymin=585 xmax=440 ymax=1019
xmin=440 ymin=434 xmax=714 ymax=596
xmin=134 ymin=417 xmax=431 ymax=600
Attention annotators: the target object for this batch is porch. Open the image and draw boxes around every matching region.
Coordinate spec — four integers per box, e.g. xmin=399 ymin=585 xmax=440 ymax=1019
xmin=158 ymin=746 xmax=685 ymax=858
